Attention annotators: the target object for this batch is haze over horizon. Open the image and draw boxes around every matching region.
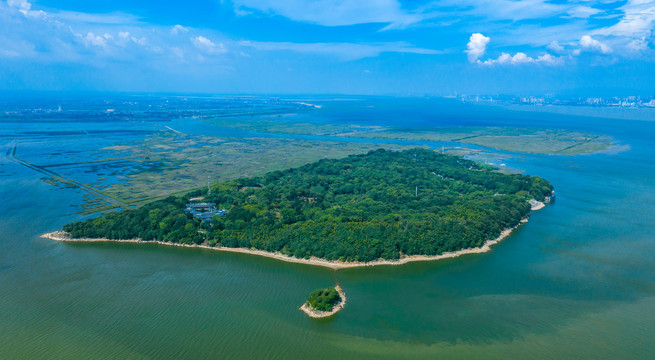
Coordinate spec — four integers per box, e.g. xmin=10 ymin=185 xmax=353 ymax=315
xmin=2 ymin=0 xmax=655 ymax=96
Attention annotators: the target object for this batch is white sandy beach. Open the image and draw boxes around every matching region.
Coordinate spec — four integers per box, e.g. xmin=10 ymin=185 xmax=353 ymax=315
xmin=530 ymin=199 xmax=546 ymax=211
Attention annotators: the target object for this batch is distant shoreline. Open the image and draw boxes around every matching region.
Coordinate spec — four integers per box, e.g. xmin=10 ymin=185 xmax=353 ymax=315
xmin=300 ymin=285 xmax=347 ymax=318
xmin=41 ymin=212 xmax=534 ymax=270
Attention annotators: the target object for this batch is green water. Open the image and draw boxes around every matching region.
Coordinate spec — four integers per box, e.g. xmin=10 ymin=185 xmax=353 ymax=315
xmin=1 ymin=100 xmax=655 ymax=359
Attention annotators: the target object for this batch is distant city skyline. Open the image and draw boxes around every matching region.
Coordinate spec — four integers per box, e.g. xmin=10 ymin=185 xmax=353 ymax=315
xmin=2 ymin=0 xmax=655 ymax=95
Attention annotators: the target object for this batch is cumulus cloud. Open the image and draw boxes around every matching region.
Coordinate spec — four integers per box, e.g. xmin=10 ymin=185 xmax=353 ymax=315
xmin=83 ymin=32 xmax=108 ymax=47
xmin=536 ymin=53 xmax=564 ymax=65
xmin=468 ymin=33 xmax=562 ymax=66
xmin=466 ymin=33 xmax=490 ymax=63
xmin=171 ymin=24 xmax=189 ymax=35
xmin=479 ymin=52 xmax=562 ymax=65
xmin=579 ymin=35 xmax=613 ymax=54
xmin=546 ymin=41 xmax=564 ymax=53
xmin=480 ymin=52 xmax=528 ymax=65
xmin=191 ymin=36 xmax=226 ymax=55
xmin=510 ymin=52 xmax=533 ymax=64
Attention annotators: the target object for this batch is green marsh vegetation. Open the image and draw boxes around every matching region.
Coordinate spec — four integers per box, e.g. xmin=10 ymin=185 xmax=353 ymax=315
xmin=202 ymin=117 xmax=613 ymax=156
xmin=97 ymin=133 xmax=413 ymax=209
xmin=338 ymin=126 xmax=613 ymax=155
xmin=63 ymin=148 xmax=553 ymax=262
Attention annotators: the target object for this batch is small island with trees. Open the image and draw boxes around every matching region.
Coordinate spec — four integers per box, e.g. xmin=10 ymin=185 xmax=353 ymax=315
xmin=46 ymin=148 xmax=554 ymax=268
xmin=300 ymin=285 xmax=346 ymax=318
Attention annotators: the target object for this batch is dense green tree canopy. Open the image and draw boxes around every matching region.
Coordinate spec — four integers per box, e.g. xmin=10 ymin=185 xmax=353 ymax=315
xmin=63 ymin=148 xmax=553 ymax=262
xmin=306 ymin=288 xmax=341 ymax=312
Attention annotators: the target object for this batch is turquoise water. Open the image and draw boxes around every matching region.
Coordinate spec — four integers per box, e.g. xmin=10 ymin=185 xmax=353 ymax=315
xmin=1 ymin=98 xmax=654 ymax=359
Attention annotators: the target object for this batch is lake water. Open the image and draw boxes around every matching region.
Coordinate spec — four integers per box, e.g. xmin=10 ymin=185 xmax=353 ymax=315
xmin=1 ymin=97 xmax=654 ymax=359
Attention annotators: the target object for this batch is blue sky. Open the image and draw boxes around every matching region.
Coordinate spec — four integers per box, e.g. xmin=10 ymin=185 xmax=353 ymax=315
xmin=1 ymin=0 xmax=654 ymax=95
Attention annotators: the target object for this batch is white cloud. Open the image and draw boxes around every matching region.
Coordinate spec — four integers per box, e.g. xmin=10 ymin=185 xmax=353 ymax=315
xmin=7 ymin=0 xmax=30 ymax=12
xmin=627 ymin=37 xmax=648 ymax=51
xmin=7 ymin=0 xmax=45 ymax=18
xmin=2 ymin=0 xmax=441 ymax=65
xmin=536 ymin=53 xmax=564 ymax=65
xmin=171 ymin=24 xmax=189 ymax=35
xmin=466 ymin=33 xmax=490 ymax=63
xmin=84 ymin=32 xmax=108 ymax=47
xmin=74 ymin=30 xmax=146 ymax=49
xmin=595 ymin=0 xmax=655 ymax=37
xmin=509 ymin=52 xmax=533 ymax=64
xmin=491 ymin=53 xmax=512 ymax=64
xmin=131 ymin=36 xmax=147 ymax=46
xmin=479 ymin=52 xmax=562 ymax=65
xmin=579 ymin=35 xmax=613 ymax=54
xmin=480 ymin=52 xmax=529 ymax=65
xmin=467 ymin=32 xmax=563 ymax=66
xmin=2 ymin=0 xmax=650 ymax=85
xmin=567 ymin=6 xmax=601 ymax=19
xmin=1 ymin=0 xmax=191 ymax=65
xmin=547 ymin=41 xmax=564 ymax=53
xmin=191 ymin=36 xmax=226 ymax=55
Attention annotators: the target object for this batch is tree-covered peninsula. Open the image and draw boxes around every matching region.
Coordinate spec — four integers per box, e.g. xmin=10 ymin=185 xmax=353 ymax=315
xmin=62 ymin=148 xmax=553 ymax=263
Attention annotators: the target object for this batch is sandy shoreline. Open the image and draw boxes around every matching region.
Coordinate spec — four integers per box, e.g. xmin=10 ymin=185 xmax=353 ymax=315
xmin=41 ymin=214 xmax=532 ymax=270
xmin=299 ymin=285 xmax=347 ymax=318
xmin=530 ymin=199 xmax=546 ymax=211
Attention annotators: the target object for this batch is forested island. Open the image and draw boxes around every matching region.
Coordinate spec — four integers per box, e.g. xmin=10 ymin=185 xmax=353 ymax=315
xmin=300 ymin=286 xmax=346 ymax=318
xmin=57 ymin=148 xmax=553 ymax=265
xmin=306 ymin=287 xmax=341 ymax=311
